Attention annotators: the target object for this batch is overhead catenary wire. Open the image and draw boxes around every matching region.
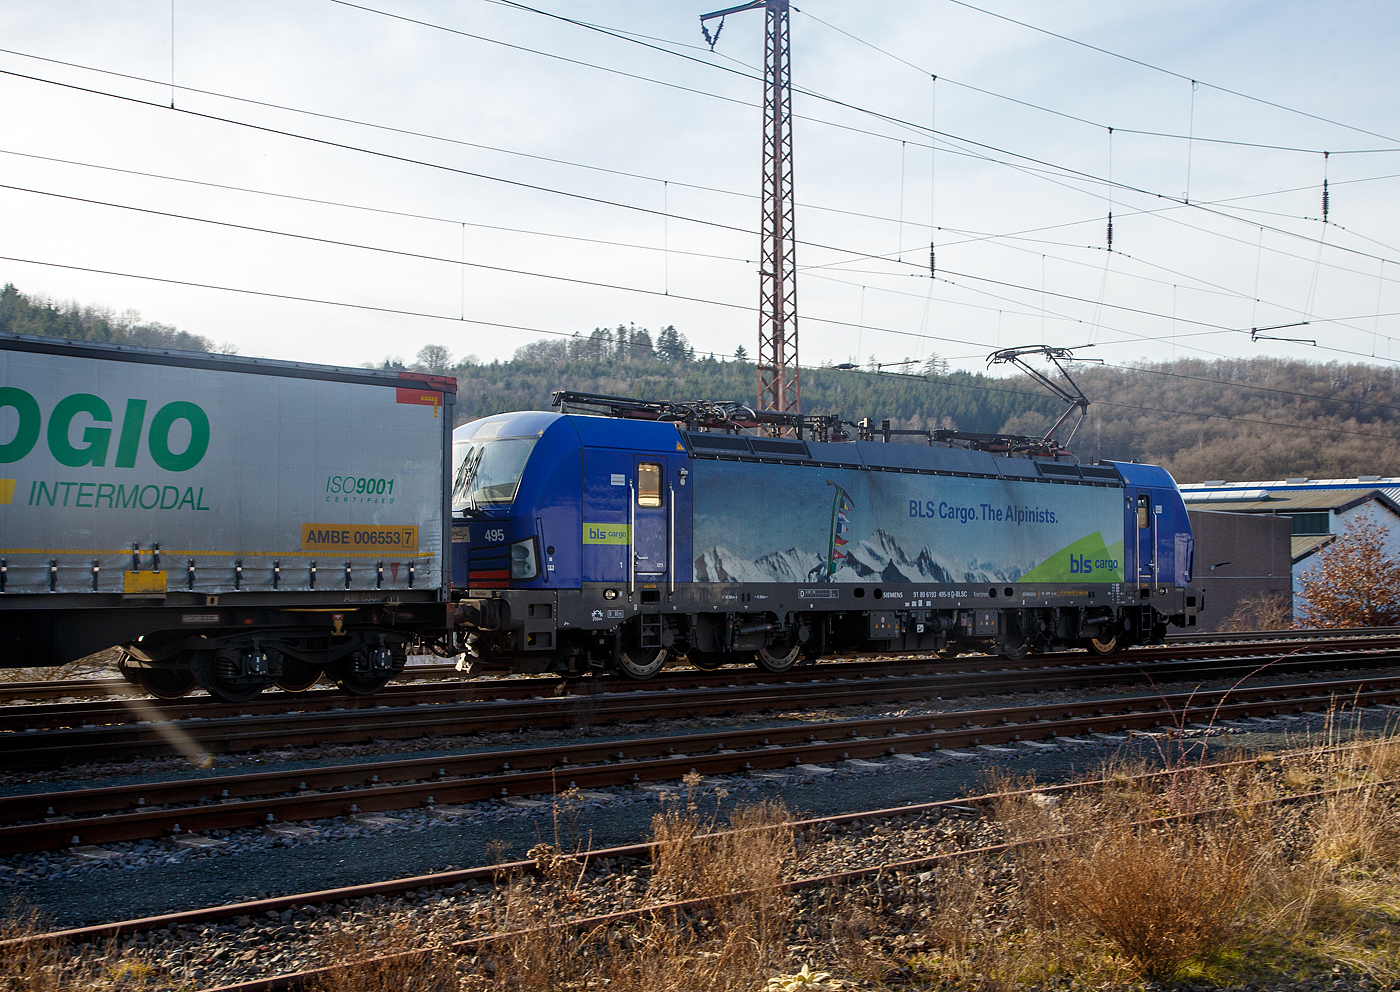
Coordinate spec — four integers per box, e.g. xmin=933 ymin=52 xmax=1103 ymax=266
xmin=4 ymin=42 xmax=1396 ymax=282
xmin=943 ymin=0 xmax=1400 ymax=145
xmin=21 ymin=236 xmax=1400 ymax=379
xmin=313 ymin=2 xmax=1400 ymax=250
xmin=0 ymin=147 xmax=754 ymax=264
xmin=8 ymin=129 xmax=1388 ymax=366
xmin=9 ymin=245 xmax=1398 ymax=445
xmin=2 ymin=9 xmax=1396 ymax=378
xmin=796 ymin=7 xmax=1396 ymax=157
xmin=19 ymin=47 xmax=1399 ymax=351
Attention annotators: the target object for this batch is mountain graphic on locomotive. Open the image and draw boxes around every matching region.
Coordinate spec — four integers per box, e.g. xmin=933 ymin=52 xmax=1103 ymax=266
xmin=452 ymin=391 xmax=1204 ymax=679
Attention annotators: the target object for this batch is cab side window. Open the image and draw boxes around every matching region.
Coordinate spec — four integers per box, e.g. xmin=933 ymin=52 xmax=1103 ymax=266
xmin=637 ymin=463 xmax=663 ymax=508
xmin=1137 ymin=494 xmax=1151 ymax=529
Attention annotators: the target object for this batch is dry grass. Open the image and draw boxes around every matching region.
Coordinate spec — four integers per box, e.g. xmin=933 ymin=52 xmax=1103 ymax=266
xmin=473 ymin=779 xmax=798 ymax=991
xmin=1025 ymin=819 xmax=1257 ymax=975
xmin=1217 ymin=593 xmax=1294 ymax=633
xmin=13 ymin=731 xmax=1400 ymax=990
xmin=310 ymin=917 xmax=457 ymax=992
xmin=905 ymin=724 xmax=1400 ymax=987
xmin=0 ymin=902 xmax=163 ymax=991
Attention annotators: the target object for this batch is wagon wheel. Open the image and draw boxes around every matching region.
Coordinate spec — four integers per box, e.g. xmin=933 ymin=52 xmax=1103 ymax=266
xmin=204 ymin=673 xmax=268 ymax=704
xmin=133 ymin=667 xmax=197 ymax=699
xmin=997 ymin=639 xmax=1031 ymax=662
xmin=276 ymin=657 xmax=324 ymax=692
xmin=997 ymin=612 xmax=1035 ymax=662
xmin=754 ymin=639 xmax=801 ymax=674
xmin=117 ymin=656 xmax=144 ymax=688
xmin=617 ymin=644 xmax=667 ymax=680
xmin=335 ymin=674 xmax=392 ymax=696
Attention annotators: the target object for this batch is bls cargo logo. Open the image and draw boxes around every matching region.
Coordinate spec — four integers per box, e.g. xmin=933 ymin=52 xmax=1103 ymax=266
xmin=1069 ymin=553 xmax=1121 ymax=574
xmin=0 ymin=388 xmax=210 ymax=470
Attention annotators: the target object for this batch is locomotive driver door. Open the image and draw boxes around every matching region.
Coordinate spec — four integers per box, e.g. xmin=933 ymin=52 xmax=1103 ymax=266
xmin=631 ymin=456 xmax=670 ymax=584
xmin=1134 ymin=492 xmax=1157 ymax=584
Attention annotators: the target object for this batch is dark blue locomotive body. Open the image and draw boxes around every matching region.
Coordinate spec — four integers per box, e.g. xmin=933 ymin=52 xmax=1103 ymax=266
xmin=450 ymin=404 xmax=1201 ymax=677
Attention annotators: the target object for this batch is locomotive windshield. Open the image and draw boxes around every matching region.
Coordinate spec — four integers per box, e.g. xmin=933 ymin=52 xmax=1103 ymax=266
xmin=452 ymin=436 xmax=538 ymax=511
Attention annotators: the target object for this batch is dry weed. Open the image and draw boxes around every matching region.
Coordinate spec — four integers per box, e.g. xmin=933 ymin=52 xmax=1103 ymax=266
xmin=479 ymin=788 xmax=798 ymax=991
xmin=648 ymin=787 xmax=796 ymax=978
xmin=1217 ymin=593 xmax=1294 ymax=633
xmin=0 ymin=902 xmax=163 ymax=991
xmin=310 ymin=916 xmax=457 ymax=992
xmin=817 ymin=887 xmax=894 ymax=985
xmin=1026 ymin=819 xmax=1255 ymax=975
xmin=1301 ymin=713 xmax=1400 ymax=866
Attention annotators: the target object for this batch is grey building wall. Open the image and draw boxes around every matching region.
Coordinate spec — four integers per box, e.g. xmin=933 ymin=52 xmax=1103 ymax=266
xmin=1187 ymin=510 xmax=1294 ymax=632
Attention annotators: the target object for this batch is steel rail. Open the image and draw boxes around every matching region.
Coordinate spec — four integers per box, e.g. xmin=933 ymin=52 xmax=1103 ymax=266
xmin=3 ymin=674 xmax=1398 ymax=853
xmin=10 ymin=742 xmax=1384 ymax=949
xmin=4 ymin=625 xmax=1397 ymax=707
xmin=3 ymin=643 xmax=1398 ymax=769
xmin=24 ymin=770 xmax=1400 ymax=992
xmin=8 ymin=636 xmax=1370 ymax=730
xmin=0 ymin=652 xmax=1105 ymax=730
xmin=194 ymin=772 xmax=1400 ymax=992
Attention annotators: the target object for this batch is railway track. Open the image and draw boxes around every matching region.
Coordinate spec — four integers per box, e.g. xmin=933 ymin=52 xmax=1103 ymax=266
xmin=13 ymin=749 xmax=1396 ymax=992
xmin=3 ymin=638 xmax=1399 ymax=768
xmin=3 ymin=672 xmax=1398 ymax=853
xmin=196 ymin=773 xmax=1400 ymax=992
xmin=3 ymin=625 xmax=1396 ymax=706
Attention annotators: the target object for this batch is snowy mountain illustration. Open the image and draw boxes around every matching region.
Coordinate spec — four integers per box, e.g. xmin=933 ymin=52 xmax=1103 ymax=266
xmin=693 ymin=529 xmax=1033 ymax=585
xmin=694 ymin=545 xmax=823 ymax=583
xmin=837 ymin=528 xmax=956 ymax=583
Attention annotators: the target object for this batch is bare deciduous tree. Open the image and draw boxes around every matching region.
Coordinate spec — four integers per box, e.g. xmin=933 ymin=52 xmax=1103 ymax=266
xmin=1296 ymin=517 xmax=1400 ymax=628
xmin=414 ymin=343 xmax=452 ymax=372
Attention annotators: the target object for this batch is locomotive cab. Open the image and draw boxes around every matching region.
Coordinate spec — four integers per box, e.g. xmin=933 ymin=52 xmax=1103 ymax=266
xmin=450 ymin=411 xmax=574 ymax=593
xmin=450 ymin=411 xmax=695 ymax=677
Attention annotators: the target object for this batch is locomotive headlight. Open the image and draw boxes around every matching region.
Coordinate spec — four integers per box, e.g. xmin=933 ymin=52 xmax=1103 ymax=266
xmin=509 ymin=538 xmax=539 ymax=579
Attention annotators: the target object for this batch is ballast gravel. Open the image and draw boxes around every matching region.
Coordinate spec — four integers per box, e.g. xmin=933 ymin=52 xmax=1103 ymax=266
xmin=25 ymin=749 xmax=1400 ymax=992
xmin=0 ymin=704 xmax=1386 ymax=920
xmin=3 ymin=660 xmax=1400 ymax=991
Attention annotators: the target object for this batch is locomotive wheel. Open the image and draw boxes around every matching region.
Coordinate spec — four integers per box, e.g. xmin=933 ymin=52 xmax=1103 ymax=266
xmin=617 ymin=645 xmax=667 ymax=680
xmin=133 ymin=667 xmax=197 ymax=699
xmin=276 ymin=658 xmax=324 ymax=692
xmin=1085 ymin=634 xmax=1119 ymax=656
xmin=686 ymin=651 xmax=726 ymax=671
xmin=998 ymin=638 xmax=1031 ymax=662
xmin=754 ymin=640 xmax=801 ymax=674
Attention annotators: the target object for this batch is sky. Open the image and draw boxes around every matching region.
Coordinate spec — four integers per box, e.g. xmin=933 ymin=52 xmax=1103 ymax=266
xmin=2 ymin=0 xmax=1399 ymax=379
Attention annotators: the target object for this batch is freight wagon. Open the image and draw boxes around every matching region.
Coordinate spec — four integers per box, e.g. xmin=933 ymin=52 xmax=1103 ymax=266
xmin=0 ymin=334 xmax=456 ymax=700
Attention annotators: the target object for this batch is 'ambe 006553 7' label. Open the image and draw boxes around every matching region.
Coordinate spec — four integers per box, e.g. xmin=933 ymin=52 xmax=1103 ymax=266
xmin=301 ymin=523 xmax=418 ymax=552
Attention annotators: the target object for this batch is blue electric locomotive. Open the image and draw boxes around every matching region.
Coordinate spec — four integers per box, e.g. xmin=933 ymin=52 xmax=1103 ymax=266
xmin=450 ymin=392 xmax=1202 ymax=678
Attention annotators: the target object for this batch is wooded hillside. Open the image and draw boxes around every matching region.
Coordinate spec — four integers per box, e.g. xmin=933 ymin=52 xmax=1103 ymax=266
xmin=6 ymin=285 xmax=1398 ymax=484
xmin=441 ymin=327 xmax=1400 ymax=483
xmin=0 ymin=283 xmax=227 ymax=354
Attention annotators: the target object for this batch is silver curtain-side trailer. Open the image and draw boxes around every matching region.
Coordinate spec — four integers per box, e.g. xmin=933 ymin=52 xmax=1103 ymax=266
xmin=0 ymin=333 xmax=456 ymax=700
